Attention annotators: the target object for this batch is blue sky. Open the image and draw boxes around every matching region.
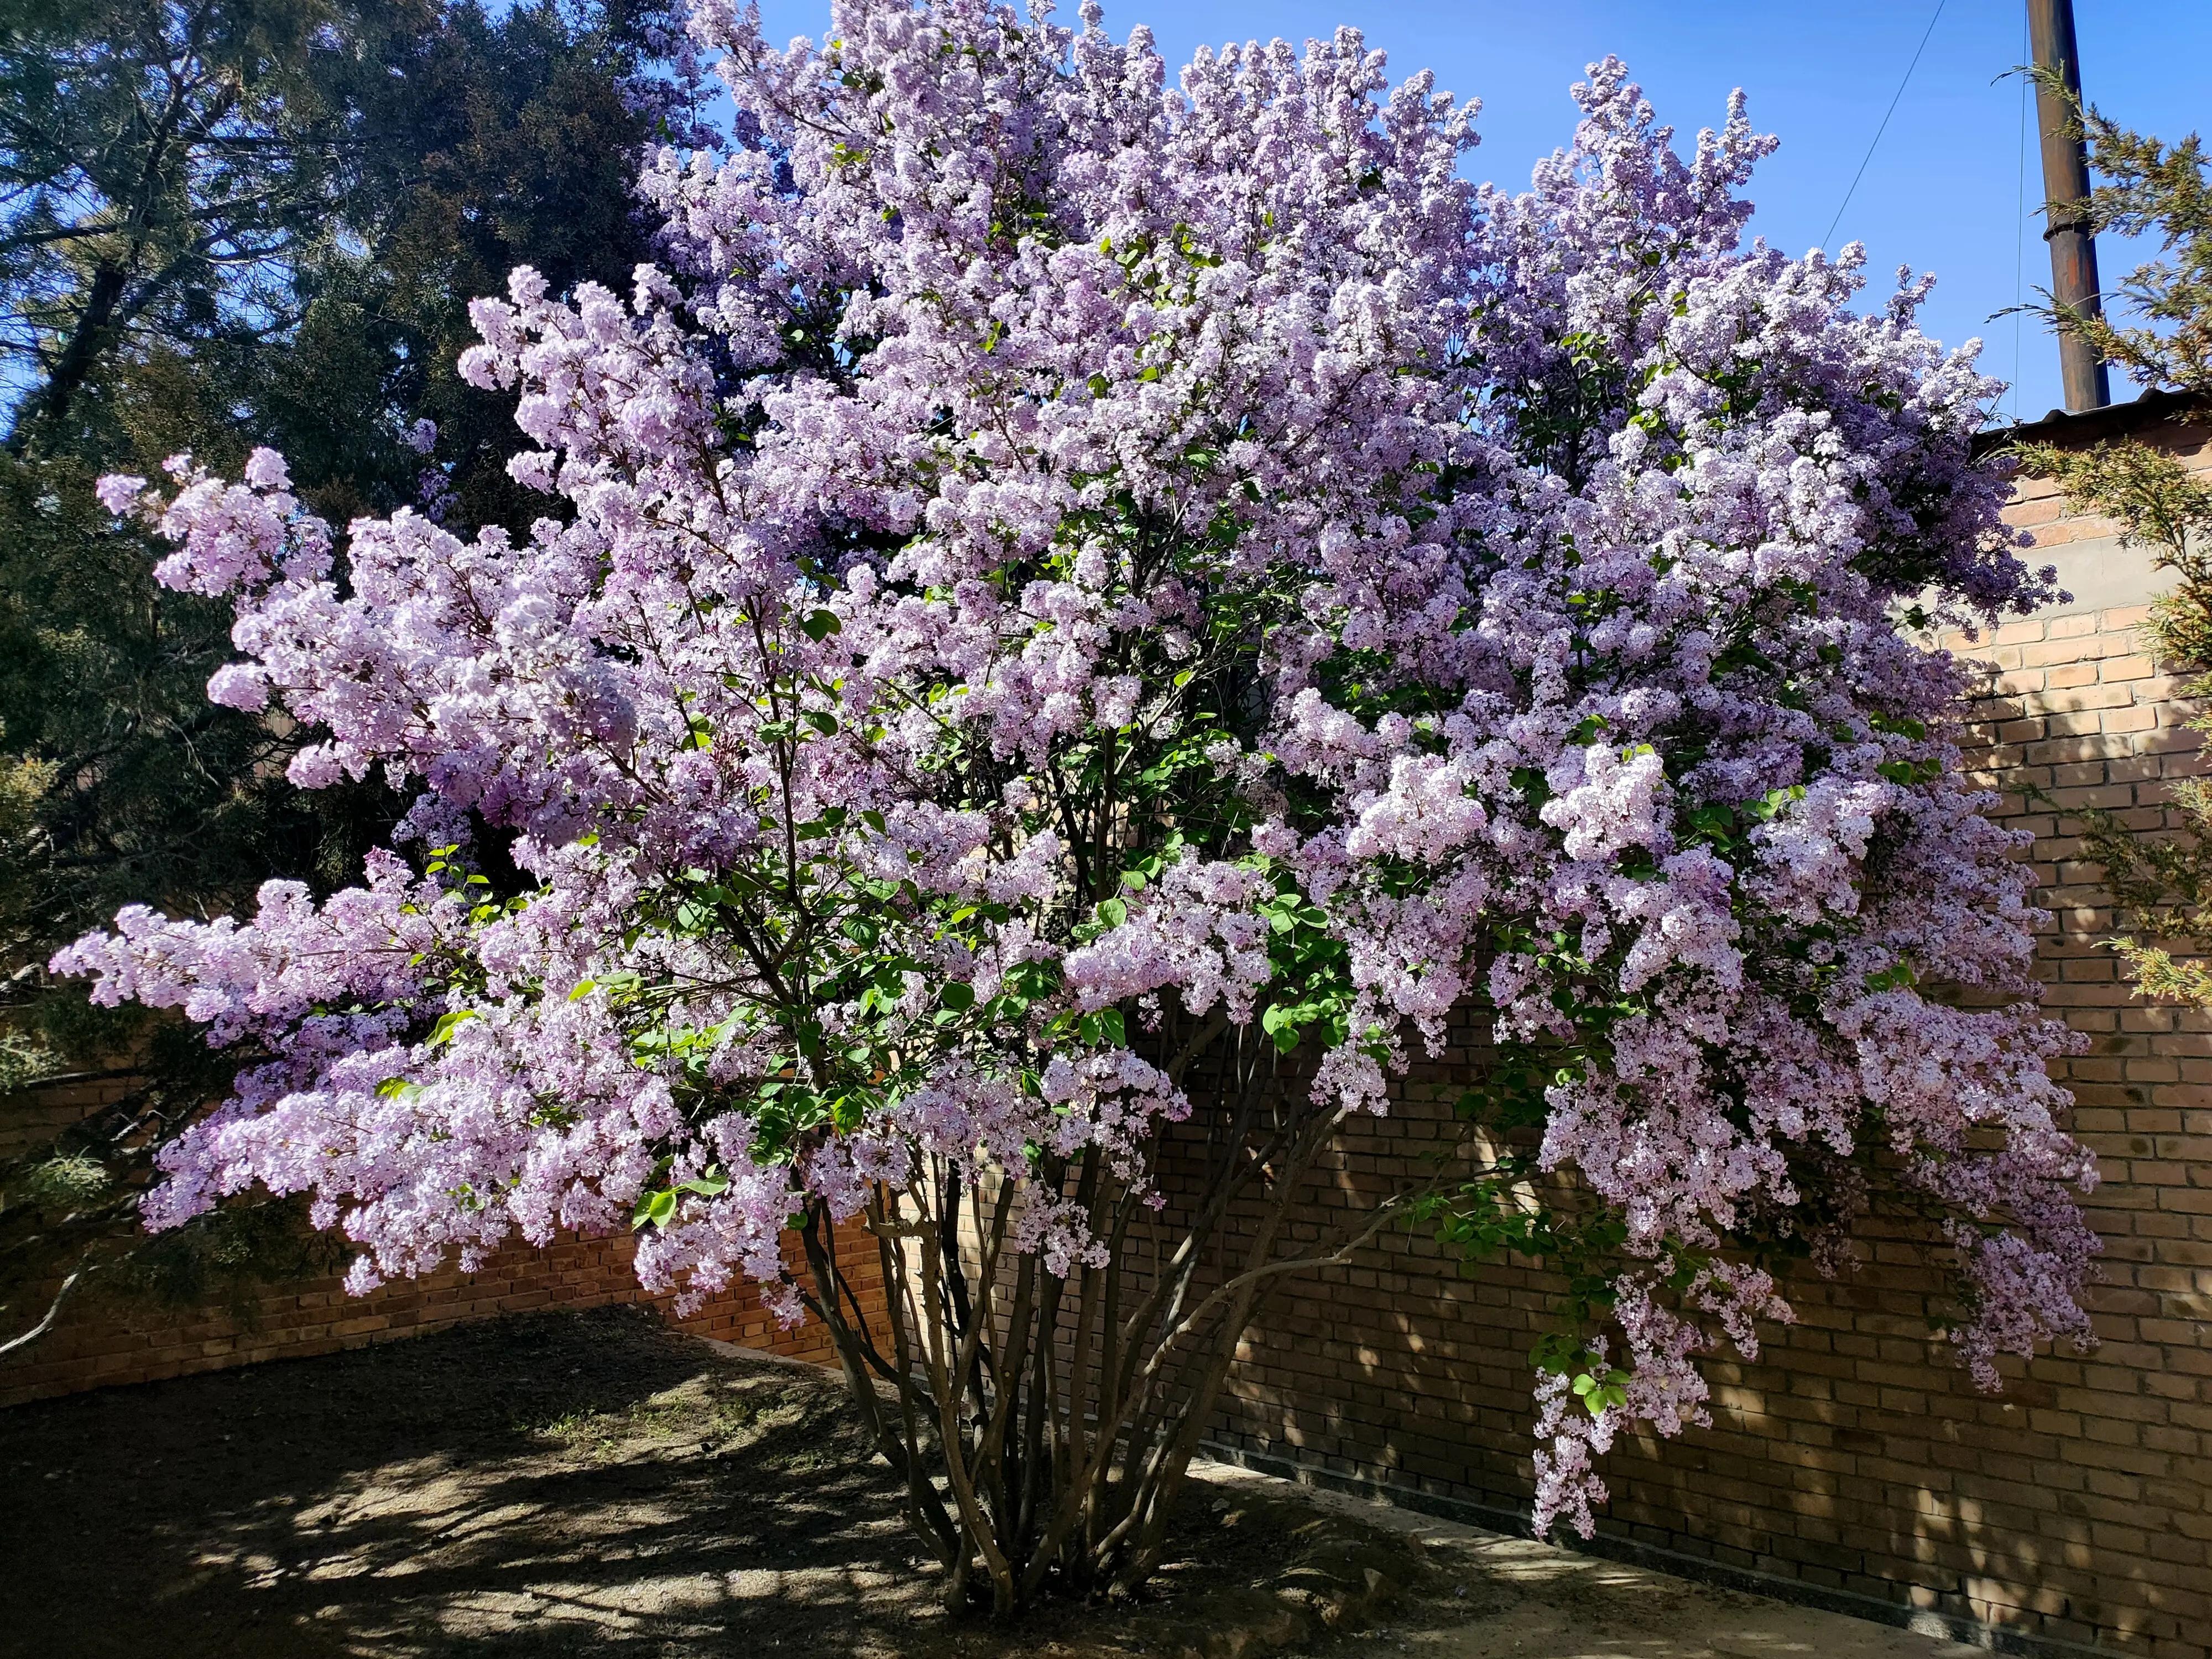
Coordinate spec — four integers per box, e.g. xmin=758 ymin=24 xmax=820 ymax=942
xmin=745 ymin=0 xmax=2211 ymax=425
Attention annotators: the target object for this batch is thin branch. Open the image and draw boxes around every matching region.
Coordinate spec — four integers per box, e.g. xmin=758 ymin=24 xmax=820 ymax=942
xmin=0 ymin=1270 xmax=82 ymax=1358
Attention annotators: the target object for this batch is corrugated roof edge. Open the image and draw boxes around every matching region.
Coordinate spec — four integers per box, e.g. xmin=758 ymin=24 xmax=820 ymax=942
xmin=1970 ymin=386 xmax=2211 ymax=460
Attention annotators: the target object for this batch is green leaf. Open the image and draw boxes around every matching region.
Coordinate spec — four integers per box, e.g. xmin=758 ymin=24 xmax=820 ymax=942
xmin=428 ymin=1008 xmax=480 ymax=1046
xmin=1747 ymin=784 xmax=1806 ymax=823
xmin=1862 ymin=958 xmax=1918 ymax=994
xmin=800 ymin=608 xmax=842 ymax=641
xmin=941 ymin=981 xmax=976 ymax=1012
xmin=1683 ymin=804 xmax=1735 ymax=839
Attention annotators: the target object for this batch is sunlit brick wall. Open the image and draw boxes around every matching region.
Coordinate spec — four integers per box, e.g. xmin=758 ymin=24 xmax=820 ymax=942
xmin=1204 ymin=401 xmax=2212 ymax=1659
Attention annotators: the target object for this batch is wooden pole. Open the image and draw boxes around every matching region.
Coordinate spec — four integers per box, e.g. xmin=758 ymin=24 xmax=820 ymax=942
xmin=2028 ymin=0 xmax=2111 ymax=411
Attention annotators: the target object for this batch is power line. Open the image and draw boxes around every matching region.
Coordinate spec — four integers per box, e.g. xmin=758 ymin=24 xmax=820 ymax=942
xmin=1822 ymin=0 xmax=1949 ymax=249
xmin=2012 ymin=7 xmax=2029 ymax=421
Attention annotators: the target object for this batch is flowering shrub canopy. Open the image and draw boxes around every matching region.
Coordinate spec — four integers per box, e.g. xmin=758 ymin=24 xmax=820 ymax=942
xmin=65 ymin=0 xmax=2096 ymax=1541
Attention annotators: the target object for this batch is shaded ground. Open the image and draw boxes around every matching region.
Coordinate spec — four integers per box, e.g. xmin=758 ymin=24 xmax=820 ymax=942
xmin=0 ymin=1307 xmax=1986 ymax=1659
xmin=0 ymin=1307 xmax=1418 ymax=1659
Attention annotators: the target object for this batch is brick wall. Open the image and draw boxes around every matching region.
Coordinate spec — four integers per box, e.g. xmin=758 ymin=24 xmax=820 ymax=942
xmin=0 ymin=1071 xmax=887 ymax=1408
xmin=1202 ymin=402 xmax=2212 ymax=1659
xmin=0 ymin=1072 xmax=129 ymax=1163
xmin=0 ymin=1222 xmax=881 ymax=1410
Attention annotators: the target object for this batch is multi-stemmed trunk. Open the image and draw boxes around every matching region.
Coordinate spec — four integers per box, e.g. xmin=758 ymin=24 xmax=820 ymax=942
xmin=791 ymin=1019 xmax=1428 ymax=1615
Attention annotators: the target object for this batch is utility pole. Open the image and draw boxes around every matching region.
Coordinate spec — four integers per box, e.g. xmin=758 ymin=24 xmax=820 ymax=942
xmin=2028 ymin=0 xmax=2111 ymax=411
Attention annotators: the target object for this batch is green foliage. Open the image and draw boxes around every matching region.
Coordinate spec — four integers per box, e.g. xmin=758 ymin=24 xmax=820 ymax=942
xmin=2015 ymin=97 xmax=2212 ymax=1027
xmin=340 ymin=0 xmax=680 ymax=531
xmin=12 ymin=1149 xmax=106 ymax=1208
xmin=2031 ymin=74 xmax=2212 ymax=400
xmin=0 ymin=0 xmax=452 ymax=452
xmin=100 ymin=1191 xmax=349 ymax=1317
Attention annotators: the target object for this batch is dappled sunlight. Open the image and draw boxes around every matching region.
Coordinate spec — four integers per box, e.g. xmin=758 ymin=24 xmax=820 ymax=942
xmin=4 ymin=1306 xmax=2016 ymax=1659
xmin=0 ymin=1307 xmax=935 ymax=1658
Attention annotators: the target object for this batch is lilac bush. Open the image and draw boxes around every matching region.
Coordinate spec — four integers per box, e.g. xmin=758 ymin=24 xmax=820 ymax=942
xmin=63 ymin=0 xmax=2097 ymax=1602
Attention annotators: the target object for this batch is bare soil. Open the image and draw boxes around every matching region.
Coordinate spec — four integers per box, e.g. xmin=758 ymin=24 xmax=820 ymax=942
xmin=0 ymin=1306 xmax=1426 ymax=1659
xmin=0 ymin=1306 xmax=1990 ymax=1659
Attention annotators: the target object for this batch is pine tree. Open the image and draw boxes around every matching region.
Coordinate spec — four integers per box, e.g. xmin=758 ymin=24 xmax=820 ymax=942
xmin=0 ymin=0 xmax=689 ymax=1347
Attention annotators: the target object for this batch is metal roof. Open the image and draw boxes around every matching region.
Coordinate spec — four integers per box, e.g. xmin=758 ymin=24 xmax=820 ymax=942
xmin=1970 ymin=386 xmax=2209 ymax=458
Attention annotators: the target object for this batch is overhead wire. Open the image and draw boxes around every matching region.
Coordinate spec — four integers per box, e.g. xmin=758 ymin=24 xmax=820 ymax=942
xmin=1822 ymin=0 xmax=1950 ymax=249
xmin=2011 ymin=6 xmax=2029 ymax=421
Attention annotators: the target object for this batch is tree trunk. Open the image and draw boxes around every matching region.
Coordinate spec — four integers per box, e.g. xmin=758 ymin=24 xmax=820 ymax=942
xmin=6 ymin=263 xmax=128 ymax=454
xmin=792 ymin=1024 xmax=1454 ymax=1615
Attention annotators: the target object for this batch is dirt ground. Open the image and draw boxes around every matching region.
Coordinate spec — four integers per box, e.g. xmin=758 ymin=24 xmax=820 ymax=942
xmin=0 ymin=1307 xmax=1985 ymax=1659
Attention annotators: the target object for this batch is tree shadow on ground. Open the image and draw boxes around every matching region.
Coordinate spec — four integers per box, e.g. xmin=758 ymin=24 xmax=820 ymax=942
xmin=0 ymin=1307 xmax=937 ymax=1659
xmin=1 ymin=1305 xmax=1428 ymax=1659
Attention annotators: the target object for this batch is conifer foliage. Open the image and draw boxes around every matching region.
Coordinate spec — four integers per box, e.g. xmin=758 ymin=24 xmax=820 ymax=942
xmin=2015 ymin=98 xmax=2212 ymax=1013
xmin=0 ymin=0 xmax=693 ymax=1343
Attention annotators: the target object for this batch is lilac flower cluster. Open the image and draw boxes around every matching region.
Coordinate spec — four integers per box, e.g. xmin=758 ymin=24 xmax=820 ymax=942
xmin=60 ymin=0 xmax=2095 ymax=1541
